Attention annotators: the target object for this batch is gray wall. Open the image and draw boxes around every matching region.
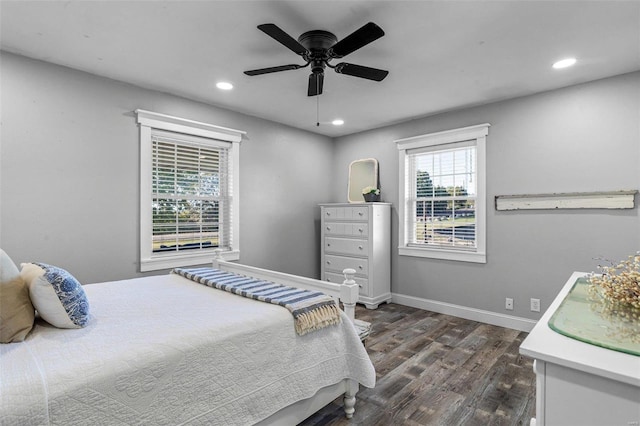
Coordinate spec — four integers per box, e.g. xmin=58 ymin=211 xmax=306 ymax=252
xmin=0 ymin=52 xmax=333 ymax=283
xmin=2 ymin=51 xmax=638 ymax=322
xmin=331 ymin=71 xmax=640 ymax=320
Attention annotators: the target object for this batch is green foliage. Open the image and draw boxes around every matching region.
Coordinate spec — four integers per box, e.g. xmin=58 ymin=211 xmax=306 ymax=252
xmin=152 ymin=167 xmax=220 ymax=235
xmin=416 ymin=171 xmax=473 ymax=215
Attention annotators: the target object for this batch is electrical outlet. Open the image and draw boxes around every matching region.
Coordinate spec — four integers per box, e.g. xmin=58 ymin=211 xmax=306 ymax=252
xmin=530 ymin=298 xmax=541 ymax=312
xmin=505 ymin=298 xmax=514 ymax=310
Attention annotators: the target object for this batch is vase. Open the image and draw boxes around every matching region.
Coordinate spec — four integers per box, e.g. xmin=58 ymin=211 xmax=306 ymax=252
xmin=363 ymin=193 xmax=380 ymax=202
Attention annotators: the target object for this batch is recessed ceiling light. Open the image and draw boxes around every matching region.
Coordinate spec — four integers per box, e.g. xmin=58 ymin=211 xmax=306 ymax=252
xmin=332 ymin=119 xmax=344 ymax=126
xmin=216 ymin=81 xmax=234 ymax=90
xmin=552 ymin=58 xmax=577 ymax=69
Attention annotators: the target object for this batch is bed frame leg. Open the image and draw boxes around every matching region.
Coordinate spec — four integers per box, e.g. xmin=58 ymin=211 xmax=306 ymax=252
xmin=343 ymin=379 xmax=359 ymax=419
xmin=344 ymin=393 xmax=356 ymax=419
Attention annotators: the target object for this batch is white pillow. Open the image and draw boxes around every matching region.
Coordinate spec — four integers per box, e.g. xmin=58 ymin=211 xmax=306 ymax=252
xmin=20 ymin=263 xmax=90 ymax=329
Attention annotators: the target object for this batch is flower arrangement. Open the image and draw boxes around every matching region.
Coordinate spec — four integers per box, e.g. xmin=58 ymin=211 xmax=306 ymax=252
xmin=362 ymin=186 xmax=380 ymax=195
xmin=587 ymin=293 xmax=640 ymax=343
xmin=588 ymin=253 xmax=640 ymax=309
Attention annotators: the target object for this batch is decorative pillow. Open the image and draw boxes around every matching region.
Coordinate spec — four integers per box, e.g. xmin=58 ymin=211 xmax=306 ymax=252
xmin=20 ymin=262 xmax=90 ymax=329
xmin=0 ymin=249 xmax=35 ymax=343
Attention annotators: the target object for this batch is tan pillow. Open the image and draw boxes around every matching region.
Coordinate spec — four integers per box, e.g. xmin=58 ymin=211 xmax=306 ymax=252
xmin=0 ymin=249 xmax=35 ymax=343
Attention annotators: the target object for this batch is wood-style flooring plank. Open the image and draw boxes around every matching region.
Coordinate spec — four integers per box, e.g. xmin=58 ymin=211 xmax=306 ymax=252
xmin=299 ymin=303 xmax=536 ymax=426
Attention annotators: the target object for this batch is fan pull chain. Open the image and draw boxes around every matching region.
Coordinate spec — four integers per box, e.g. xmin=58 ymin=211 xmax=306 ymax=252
xmin=316 ymin=94 xmax=320 ymax=127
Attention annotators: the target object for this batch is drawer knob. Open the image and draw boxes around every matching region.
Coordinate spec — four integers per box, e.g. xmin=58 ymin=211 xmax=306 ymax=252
xmin=358 ymin=245 xmax=363 ymax=250
xmin=358 ymin=284 xmax=362 ymax=288
xmin=326 ymin=212 xmax=331 ymax=216
xmin=327 ymin=243 xmax=331 ymax=247
xmin=326 ymin=261 xmax=331 ymax=265
xmin=358 ymin=265 xmax=363 ymax=270
xmin=358 ymin=212 xmax=364 ymax=216
xmin=358 ymin=228 xmax=363 ymax=233
xmin=326 ymin=226 xmax=331 ymax=231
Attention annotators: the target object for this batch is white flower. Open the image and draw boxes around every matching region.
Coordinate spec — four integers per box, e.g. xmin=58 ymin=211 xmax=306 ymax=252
xmin=362 ymin=186 xmax=380 ymax=195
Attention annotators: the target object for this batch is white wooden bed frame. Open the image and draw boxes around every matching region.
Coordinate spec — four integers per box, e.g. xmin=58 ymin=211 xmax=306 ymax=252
xmin=212 ymin=252 xmax=364 ymax=423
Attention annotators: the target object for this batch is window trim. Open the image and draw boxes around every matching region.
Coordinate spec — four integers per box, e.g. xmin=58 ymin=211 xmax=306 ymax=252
xmin=136 ymin=109 xmax=245 ymax=271
xmin=396 ymin=123 xmax=489 ymax=263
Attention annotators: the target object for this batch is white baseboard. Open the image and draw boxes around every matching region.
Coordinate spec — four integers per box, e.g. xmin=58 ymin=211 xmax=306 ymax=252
xmin=391 ymin=293 xmax=537 ymax=332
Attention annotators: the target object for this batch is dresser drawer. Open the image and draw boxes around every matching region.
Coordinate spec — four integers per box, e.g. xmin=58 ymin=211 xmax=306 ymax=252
xmin=324 ymin=271 xmax=370 ymax=296
xmin=324 ymin=222 xmax=369 ymax=238
xmin=324 ymin=254 xmax=368 ymax=277
xmin=323 ymin=206 xmax=369 ymax=221
xmin=325 ymin=237 xmax=369 ymax=256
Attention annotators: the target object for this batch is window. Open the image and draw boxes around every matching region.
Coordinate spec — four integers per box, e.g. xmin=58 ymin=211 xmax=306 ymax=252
xmin=396 ymin=123 xmax=489 ymax=263
xmin=136 ymin=110 xmax=244 ymax=271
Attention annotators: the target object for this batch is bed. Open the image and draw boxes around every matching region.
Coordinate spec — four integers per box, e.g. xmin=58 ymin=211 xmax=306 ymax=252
xmin=0 ymin=253 xmax=376 ymax=425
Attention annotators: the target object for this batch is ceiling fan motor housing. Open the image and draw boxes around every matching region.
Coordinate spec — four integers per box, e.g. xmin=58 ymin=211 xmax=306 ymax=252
xmin=298 ymin=30 xmax=337 ymax=74
xmin=298 ymin=30 xmax=337 ymax=51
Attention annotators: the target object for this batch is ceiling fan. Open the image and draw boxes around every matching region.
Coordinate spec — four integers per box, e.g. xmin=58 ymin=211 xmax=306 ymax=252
xmin=244 ymin=22 xmax=389 ymax=96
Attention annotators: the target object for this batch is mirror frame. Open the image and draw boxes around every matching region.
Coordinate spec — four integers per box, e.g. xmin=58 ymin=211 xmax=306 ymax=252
xmin=347 ymin=158 xmax=379 ymax=203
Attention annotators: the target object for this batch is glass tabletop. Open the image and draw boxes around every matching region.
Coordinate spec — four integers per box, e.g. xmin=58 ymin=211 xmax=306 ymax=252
xmin=548 ymin=277 xmax=640 ymax=356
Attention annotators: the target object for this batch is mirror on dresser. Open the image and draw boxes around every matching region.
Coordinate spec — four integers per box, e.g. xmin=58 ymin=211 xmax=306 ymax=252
xmin=347 ymin=158 xmax=378 ymax=203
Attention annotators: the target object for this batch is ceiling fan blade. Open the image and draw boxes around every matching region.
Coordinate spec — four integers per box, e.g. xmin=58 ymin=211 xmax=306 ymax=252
xmin=329 ymin=22 xmax=385 ymax=58
xmin=244 ymin=64 xmax=304 ymax=76
xmin=334 ymin=63 xmax=389 ymax=81
xmin=257 ymin=23 xmax=308 ymax=56
xmin=308 ymin=72 xmax=324 ymax=96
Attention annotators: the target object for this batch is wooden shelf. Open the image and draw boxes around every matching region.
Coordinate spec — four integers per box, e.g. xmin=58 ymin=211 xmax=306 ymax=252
xmin=495 ymin=190 xmax=637 ymax=211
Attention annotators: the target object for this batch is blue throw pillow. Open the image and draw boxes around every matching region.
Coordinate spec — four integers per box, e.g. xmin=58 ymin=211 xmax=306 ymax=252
xmin=21 ymin=262 xmax=90 ymax=328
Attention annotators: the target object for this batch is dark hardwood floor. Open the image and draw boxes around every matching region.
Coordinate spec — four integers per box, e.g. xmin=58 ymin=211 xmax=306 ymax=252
xmin=300 ymin=303 xmax=536 ymax=426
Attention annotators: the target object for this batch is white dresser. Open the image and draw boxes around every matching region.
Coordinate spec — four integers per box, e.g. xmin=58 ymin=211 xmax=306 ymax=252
xmin=320 ymin=203 xmax=391 ymax=309
xmin=520 ymin=272 xmax=640 ymax=426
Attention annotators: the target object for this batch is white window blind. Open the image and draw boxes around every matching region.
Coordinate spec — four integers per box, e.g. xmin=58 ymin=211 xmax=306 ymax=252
xmin=406 ymin=142 xmax=477 ymax=250
xmin=151 ymin=132 xmax=232 ymax=254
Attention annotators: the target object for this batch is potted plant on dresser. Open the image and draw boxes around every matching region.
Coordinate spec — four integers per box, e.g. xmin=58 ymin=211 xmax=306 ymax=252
xmin=362 ymin=186 xmax=380 ymax=202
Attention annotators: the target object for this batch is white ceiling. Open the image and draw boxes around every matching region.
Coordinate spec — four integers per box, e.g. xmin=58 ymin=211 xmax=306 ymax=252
xmin=2 ymin=1 xmax=639 ymax=137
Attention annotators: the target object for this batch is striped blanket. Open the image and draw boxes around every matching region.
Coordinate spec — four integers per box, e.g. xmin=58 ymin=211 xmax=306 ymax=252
xmin=173 ymin=267 xmax=341 ymax=335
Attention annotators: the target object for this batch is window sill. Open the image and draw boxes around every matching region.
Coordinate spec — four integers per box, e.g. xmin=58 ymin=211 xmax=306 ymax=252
xmin=140 ymin=250 xmax=240 ymax=272
xmin=398 ymin=246 xmax=486 ymax=264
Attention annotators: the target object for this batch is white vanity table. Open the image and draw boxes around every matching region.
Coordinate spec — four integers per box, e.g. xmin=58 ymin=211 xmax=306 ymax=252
xmin=520 ymin=271 xmax=640 ymax=426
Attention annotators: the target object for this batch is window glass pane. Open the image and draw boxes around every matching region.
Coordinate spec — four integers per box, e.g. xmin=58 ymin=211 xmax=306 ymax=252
xmin=200 ymin=170 xmax=221 ymax=197
xmin=454 ymin=148 xmax=469 ymax=174
xmin=409 ymin=145 xmax=477 ymax=249
xmin=416 ymin=170 xmax=434 ymax=197
xmin=151 ymin=137 xmax=229 ymax=254
xmin=451 ymin=199 xmax=476 ymax=248
xmin=454 ymin=173 xmax=475 ymax=197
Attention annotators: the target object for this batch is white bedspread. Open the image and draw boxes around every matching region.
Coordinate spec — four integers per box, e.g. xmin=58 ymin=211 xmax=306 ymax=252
xmin=0 ymin=274 xmax=375 ymax=425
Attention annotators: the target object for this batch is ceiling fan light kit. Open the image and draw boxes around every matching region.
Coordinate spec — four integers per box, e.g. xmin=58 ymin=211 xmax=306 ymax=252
xmin=244 ymin=22 xmax=389 ymax=97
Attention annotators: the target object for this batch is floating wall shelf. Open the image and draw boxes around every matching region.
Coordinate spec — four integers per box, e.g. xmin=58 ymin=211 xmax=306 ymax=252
xmin=495 ymin=190 xmax=637 ymax=211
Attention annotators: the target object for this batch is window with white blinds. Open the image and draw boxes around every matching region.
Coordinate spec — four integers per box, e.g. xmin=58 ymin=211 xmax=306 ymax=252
xmin=136 ymin=110 xmax=244 ymax=271
xmin=151 ymin=133 xmax=231 ymax=254
xmin=396 ymin=124 xmax=489 ymax=263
